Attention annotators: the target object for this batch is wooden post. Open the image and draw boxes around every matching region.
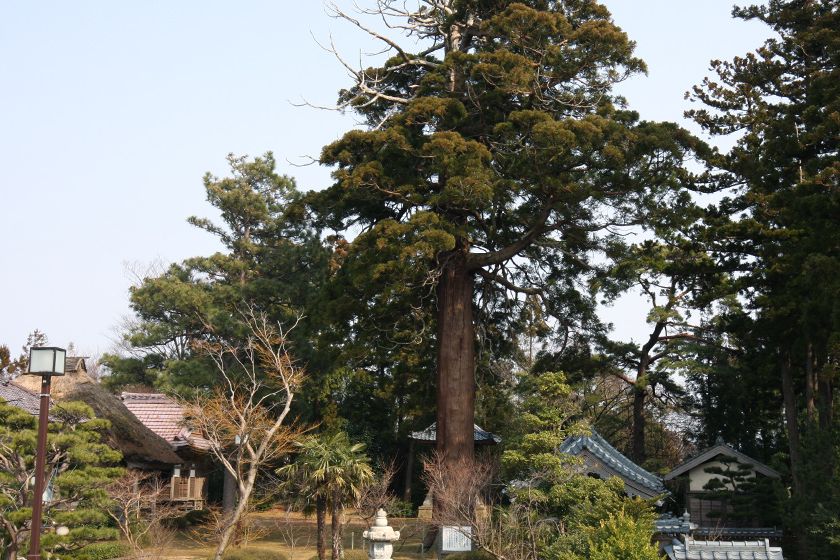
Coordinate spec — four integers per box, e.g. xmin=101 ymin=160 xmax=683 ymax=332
xmin=28 ymin=375 xmax=52 ymax=560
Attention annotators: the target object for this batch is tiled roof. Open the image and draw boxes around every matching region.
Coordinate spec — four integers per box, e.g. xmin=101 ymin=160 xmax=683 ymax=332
xmin=664 ymin=440 xmax=780 ymax=481
xmin=121 ymin=392 xmax=210 ymax=452
xmin=0 ymin=381 xmax=43 ymax=415
xmin=559 ymin=430 xmax=666 ymax=497
xmin=656 ymin=513 xmax=696 ymax=536
xmin=409 ymin=422 xmax=502 ymax=444
xmin=665 ymin=538 xmax=784 ymax=560
xmin=694 ymin=528 xmax=784 ymax=539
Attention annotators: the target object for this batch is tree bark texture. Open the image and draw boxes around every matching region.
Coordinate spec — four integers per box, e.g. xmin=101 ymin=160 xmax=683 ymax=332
xmin=222 ymin=466 xmax=238 ymax=514
xmin=435 ymin=259 xmax=476 ymax=465
xmin=631 ymin=386 xmax=647 ymax=463
xmin=780 ymin=355 xmax=803 ymax=495
xmin=403 ymin=438 xmax=415 ymax=503
xmin=315 ymin=495 xmax=327 ymax=560
xmin=214 ymin=479 xmax=253 ymax=560
xmin=331 ymin=490 xmax=343 ymax=560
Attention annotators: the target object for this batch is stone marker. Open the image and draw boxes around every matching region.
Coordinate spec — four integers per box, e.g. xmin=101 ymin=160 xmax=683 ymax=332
xmin=363 ymin=509 xmax=401 ymax=560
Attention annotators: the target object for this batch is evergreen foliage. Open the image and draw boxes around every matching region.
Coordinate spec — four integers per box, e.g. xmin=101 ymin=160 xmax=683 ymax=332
xmin=687 ymin=1 xmax=839 ymax=556
xmin=0 ymin=399 xmax=123 ymax=560
xmin=277 ymin=432 xmax=374 ymax=560
xmin=310 ymin=0 xmax=703 ymax=463
xmin=502 ymin=371 xmax=658 ymax=559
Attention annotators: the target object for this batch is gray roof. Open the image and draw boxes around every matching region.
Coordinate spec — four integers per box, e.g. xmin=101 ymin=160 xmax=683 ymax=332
xmin=664 ymin=441 xmax=780 ymax=481
xmin=656 ymin=513 xmax=696 ymax=536
xmin=559 ymin=430 xmax=666 ymax=498
xmin=0 ymin=381 xmax=43 ymax=415
xmin=410 ymin=422 xmax=501 ymax=444
xmin=664 ymin=538 xmax=784 ymax=560
xmin=694 ymin=528 xmax=783 ymax=539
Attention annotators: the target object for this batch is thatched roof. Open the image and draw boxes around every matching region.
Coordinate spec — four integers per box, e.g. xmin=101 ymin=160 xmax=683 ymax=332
xmin=16 ymin=359 xmax=181 ymax=468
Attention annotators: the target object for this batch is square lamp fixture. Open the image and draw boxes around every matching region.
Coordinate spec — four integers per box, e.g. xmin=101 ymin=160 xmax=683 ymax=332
xmin=27 ymin=347 xmax=66 ymax=376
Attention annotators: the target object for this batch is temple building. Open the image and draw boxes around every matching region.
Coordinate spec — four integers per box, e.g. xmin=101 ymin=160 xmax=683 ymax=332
xmin=663 ymin=437 xmax=782 ymax=534
xmin=559 ymin=430 xmax=667 ymax=501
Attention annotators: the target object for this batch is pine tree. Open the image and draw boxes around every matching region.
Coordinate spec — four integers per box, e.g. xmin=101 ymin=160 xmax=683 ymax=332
xmin=0 ymin=400 xmax=123 ymax=560
xmin=688 ymin=1 xmax=839 ymax=556
xmin=311 ymin=0 xmax=701 ymax=466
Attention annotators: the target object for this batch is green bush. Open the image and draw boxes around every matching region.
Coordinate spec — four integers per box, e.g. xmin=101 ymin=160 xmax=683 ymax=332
xmin=74 ymin=541 xmax=130 ymax=560
xmin=222 ymin=548 xmax=289 ymax=560
xmin=388 ymin=499 xmax=415 ymax=518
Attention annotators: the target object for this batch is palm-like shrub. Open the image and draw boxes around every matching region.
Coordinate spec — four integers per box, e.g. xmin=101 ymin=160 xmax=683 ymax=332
xmin=278 ymin=432 xmax=374 ymax=560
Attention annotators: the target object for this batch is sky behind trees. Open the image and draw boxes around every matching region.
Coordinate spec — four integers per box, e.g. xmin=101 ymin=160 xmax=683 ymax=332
xmin=0 ymin=1 xmax=770 ymax=356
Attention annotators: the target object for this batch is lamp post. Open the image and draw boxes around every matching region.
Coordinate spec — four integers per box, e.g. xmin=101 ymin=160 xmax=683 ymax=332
xmin=25 ymin=346 xmax=66 ymax=560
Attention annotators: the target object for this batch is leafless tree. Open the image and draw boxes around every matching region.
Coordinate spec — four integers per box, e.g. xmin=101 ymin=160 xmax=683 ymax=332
xmin=422 ymin=453 xmax=554 ymax=560
xmin=184 ymin=306 xmax=304 ymax=560
xmin=106 ymin=470 xmax=180 ymax=557
xmin=354 ymin=460 xmax=398 ymax=525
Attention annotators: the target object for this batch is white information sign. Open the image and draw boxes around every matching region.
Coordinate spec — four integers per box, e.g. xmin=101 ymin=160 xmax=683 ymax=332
xmin=441 ymin=526 xmax=472 ymax=553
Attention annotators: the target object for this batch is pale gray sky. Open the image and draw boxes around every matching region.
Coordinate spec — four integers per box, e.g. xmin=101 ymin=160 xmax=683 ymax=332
xmin=0 ymin=1 xmax=769 ymax=357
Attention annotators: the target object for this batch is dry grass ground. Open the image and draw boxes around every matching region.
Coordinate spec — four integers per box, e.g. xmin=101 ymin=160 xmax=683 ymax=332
xmin=158 ymin=509 xmax=429 ymax=560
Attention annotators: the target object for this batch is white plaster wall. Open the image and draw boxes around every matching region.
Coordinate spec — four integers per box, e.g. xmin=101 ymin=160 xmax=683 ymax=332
xmin=688 ymin=460 xmax=756 ymax=492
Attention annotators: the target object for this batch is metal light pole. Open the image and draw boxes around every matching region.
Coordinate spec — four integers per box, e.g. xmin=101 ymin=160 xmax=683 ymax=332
xmin=24 ymin=346 xmax=66 ymax=560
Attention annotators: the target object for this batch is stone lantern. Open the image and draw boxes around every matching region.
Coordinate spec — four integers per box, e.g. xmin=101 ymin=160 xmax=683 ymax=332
xmin=363 ymin=509 xmax=400 ymax=560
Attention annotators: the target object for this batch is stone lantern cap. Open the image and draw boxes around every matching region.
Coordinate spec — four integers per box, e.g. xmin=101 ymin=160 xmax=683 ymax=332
xmin=363 ymin=509 xmax=400 ymax=542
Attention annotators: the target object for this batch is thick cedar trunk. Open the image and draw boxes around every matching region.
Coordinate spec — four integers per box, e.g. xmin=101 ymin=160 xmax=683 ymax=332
xmin=331 ymin=490 xmax=343 ymax=560
xmin=435 ymin=258 xmax=476 ymax=465
xmin=316 ymin=495 xmax=327 ymax=560
xmin=631 ymin=386 xmax=647 ymax=463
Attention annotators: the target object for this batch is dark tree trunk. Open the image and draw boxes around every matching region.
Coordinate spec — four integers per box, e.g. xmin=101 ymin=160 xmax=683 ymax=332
xmin=782 ymin=354 xmax=811 ymax=560
xmin=331 ymin=489 xmax=343 ymax=560
xmin=403 ymin=438 xmax=415 ymax=503
xmin=818 ymin=370 xmax=834 ymax=432
xmin=780 ymin=355 xmax=802 ymax=495
xmin=630 ymin=321 xmax=664 ymax=464
xmin=435 ymin=256 xmax=476 ymax=465
xmin=805 ymin=343 xmax=817 ymax=422
xmin=316 ymin=495 xmax=327 ymax=560
xmin=631 ymin=386 xmax=647 ymax=463
xmin=4 ymin=534 xmax=18 ymax=560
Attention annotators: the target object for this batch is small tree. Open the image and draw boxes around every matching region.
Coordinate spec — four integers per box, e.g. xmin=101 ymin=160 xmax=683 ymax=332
xmin=587 ymin=509 xmax=660 ymax=560
xmin=185 ymin=307 xmax=304 ymax=560
xmin=0 ymin=400 xmax=123 ymax=560
xmin=106 ymin=470 xmax=180 ymax=556
xmin=278 ymin=431 xmax=374 ymax=560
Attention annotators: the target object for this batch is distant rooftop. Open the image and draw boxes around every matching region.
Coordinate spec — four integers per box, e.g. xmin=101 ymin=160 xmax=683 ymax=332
xmin=0 ymin=380 xmax=43 ymax=415
xmin=64 ymin=356 xmax=87 ymax=374
xmin=409 ymin=422 xmax=501 ymax=444
xmin=559 ymin=430 xmax=666 ymax=499
xmin=664 ymin=439 xmax=780 ymax=481
xmin=121 ymin=392 xmax=210 ymax=452
xmin=655 ymin=513 xmax=695 ymax=536
xmin=665 ymin=538 xmax=784 ymax=560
